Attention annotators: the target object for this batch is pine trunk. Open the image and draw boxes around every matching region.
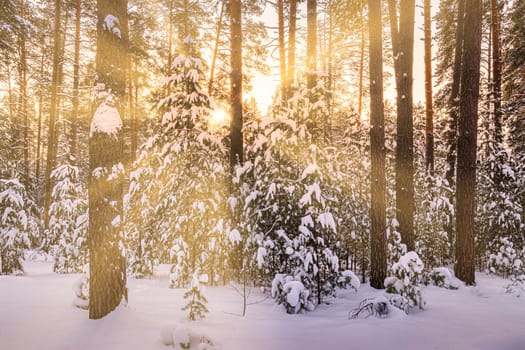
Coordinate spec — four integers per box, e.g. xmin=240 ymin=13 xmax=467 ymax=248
xmin=36 ymin=51 xmax=45 ymax=181
xmin=306 ymin=0 xmax=317 ymax=90
xmin=71 ymin=0 xmax=81 ymax=161
xmin=17 ymin=0 xmax=29 ymax=186
xmin=43 ymin=0 xmax=63 ymax=229
xmin=490 ymin=0 xmax=502 ymax=182
xmin=287 ymin=0 xmax=297 ymax=96
xmin=208 ymin=0 xmax=225 ymax=95
xmin=229 ymin=0 xmax=243 ymax=167
xmin=424 ymin=0 xmax=434 ymax=173
xmin=89 ymin=0 xmax=128 ymax=319
xmin=455 ymin=0 xmax=482 ymax=286
xmin=368 ymin=0 xmax=387 ymax=289
xmin=358 ymin=4 xmax=365 ymax=119
xmin=278 ymin=0 xmax=286 ymax=103
xmin=391 ymin=0 xmax=416 ymax=251
xmin=445 ymin=0 xmax=466 ymax=188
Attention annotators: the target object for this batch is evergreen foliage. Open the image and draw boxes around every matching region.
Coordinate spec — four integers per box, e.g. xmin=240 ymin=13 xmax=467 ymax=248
xmin=49 ymin=162 xmax=88 ymax=273
xmin=0 ymin=178 xmax=31 ymax=275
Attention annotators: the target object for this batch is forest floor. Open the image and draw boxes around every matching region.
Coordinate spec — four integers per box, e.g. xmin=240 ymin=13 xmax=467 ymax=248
xmin=1 ymin=257 xmax=524 ymax=350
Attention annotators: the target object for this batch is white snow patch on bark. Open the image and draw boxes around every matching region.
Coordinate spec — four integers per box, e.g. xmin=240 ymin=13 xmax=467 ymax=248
xmin=90 ymin=103 xmax=122 ymax=137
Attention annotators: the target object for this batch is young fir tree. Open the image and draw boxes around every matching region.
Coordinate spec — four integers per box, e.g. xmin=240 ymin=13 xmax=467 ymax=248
xmin=182 ymin=269 xmax=209 ymax=320
xmin=49 ymin=161 xmax=88 ymax=274
xmin=232 ymin=84 xmax=342 ymax=311
xmin=126 ymin=50 xmax=228 ymax=287
xmin=0 ymin=178 xmax=31 ymax=275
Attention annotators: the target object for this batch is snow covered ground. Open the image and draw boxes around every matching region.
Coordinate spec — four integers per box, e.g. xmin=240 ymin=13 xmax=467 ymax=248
xmin=1 ymin=260 xmax=524 ymax=350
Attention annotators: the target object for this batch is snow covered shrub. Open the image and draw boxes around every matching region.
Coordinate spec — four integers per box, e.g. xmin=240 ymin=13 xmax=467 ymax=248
xmin=386 ymin=216 xmax=406 ymax=269
xmin=48 ymin=162 xmax=88 ymax=273
xmin=271 ymin=273 xmax=314 ymax=314
xmin=476 ymin=148 xmax=523 ymax=266
xmin=160 ymin=325 xmax=191 ymax=349
xmin=421 ymin=267 xmax=459 ymax=289
xmin=414 ymin=173 xmax=454 ymax=268
xmin=160 ymin=325 xmax=217 ymax=349
xmin=336 ymin=270 xmax=361 ymax=291
xmin=0 ymin=178 xmax=31 ymax=275
xmin=125 ymin=53 xmax=229 ymax=284
xmin=505 ymin=275 xmax=525 ymax=297
xmin=349 ymin=295 xmax=390 ymax=319
xmin=487 ymin=237 xmax=524 ymax=278
xmin=385 ymin=252 xmax=426 ymax=312
xmin=182 ymin=270 xmax=209 ymax=320
xmin=125 ymin=154 xmax=161 ymax=278
xmin=72 ymin=264 xmax=89 ymax=310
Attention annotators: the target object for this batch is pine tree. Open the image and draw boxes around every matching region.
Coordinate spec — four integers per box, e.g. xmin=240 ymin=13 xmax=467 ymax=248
xmin=455 ymin=0 xmax=482 ymax=286
xmin=0 ymin=178 xmax=31 ymax=275
xmin=368 ymin=0 xmax=387 ymax=289
xmin=387 ymin=0 xmax=416 ymax=251
xmin=182 ymin=270 xmax=209 ymax=320
xmin=49 ymin=162 xmax=87 ymax=274
xmin=88 ymin=0 xmax=128 ymax=319
xmin=229 ymin=0 xmax=243 ymax=167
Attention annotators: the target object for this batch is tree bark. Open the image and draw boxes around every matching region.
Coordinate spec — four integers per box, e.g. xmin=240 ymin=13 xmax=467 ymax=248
xmin=287 ymin=0 xmax=297 ymax=96
xmin=455 ymin=0 xmax=482 ymax=286
xmin=306 ymin=0 xmax=317 ymax=90
xmin=368 ymin=0 xmax=387 ymax=290
xmin=389 ymin=0 xmax=416 ymax=251
xmin=490 ymin=0 xmax=502 ymax=166
xmin=71 ymin=0 xmax=81 ymax=161
xmin=43 ymin=0 xmax=63 ymax=229
xmin=424 ymin=0 xmax=434 ymax=173
xmin=36 ymin=50 xmax=45 ymax=181
xmin=445 ymin=0 xmax=466 ymax=188
xmin=229 ymin=0 xmax=243 ymax=167
xmin=208 ymin=0 xmax=225 ymax=95
xmin=278 ymin=0 xmax=286 ymax=103
xmin=17 ymin=0 xmax=29 ymax=186
xmin=89 ymin=0 xmax=128 ymax=319
xmin=358 ymin=3 xmax=365 ymax=119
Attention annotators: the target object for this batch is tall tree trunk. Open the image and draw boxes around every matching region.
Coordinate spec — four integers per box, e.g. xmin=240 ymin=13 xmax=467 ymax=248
xmin=167 ymin=0 xmax=174 ymax=94
xmin=358 ymin=3 xmax=365 ymax=119
xmin=490 ymin=0 xmax=502 ymax=181
xmin=444 ymin=0 xmax=466 ymax=252
xmin=455 ymin=0 xmax=482 ymax=286
xmin=129 ymin=57 xmax=137 ymax=161
xmin=389 ymin=0 xmax=416 ymax=251
xmin=424 ymin=0 xmax=434 ymax=173
xmin=326 ymin=0 xmax=334 ymax=141
xmin=278 ymin=0 xmax=286 ymax=103
xmin=7 ymin=65 xmax=14 ymax=123
xmin=17 ymin=0 xmax=29 ymax=186
xmin=36 ymin=50 xmax=45 ymax=181
xmin=208 ymin=0 xmax=225 ymax=95
xmin=43 ymin=0 xmax=63 ymax=229
xmin=89 ymin=0 xmax=128 ymax=319
xmin=445 ymin=0 xmax=466 ymax=188
xmin=71 ymin=0 xmax=81 ymax=161
xmin=368 ymin=0 xmax=387 ymax=290
xmin=306 ymin=0 xmax=317 ymax=90
xmin=229 ymin=0 xmax=243 ymax=167
xmin=287 ymin=0 xmax=297 ymax=97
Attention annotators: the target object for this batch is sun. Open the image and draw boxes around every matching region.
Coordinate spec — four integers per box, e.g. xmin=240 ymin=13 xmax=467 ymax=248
xmin=246 ymin=72 xmax=278 ymax=115
xmin=208 ymin=108 xmax=230 ymax=132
